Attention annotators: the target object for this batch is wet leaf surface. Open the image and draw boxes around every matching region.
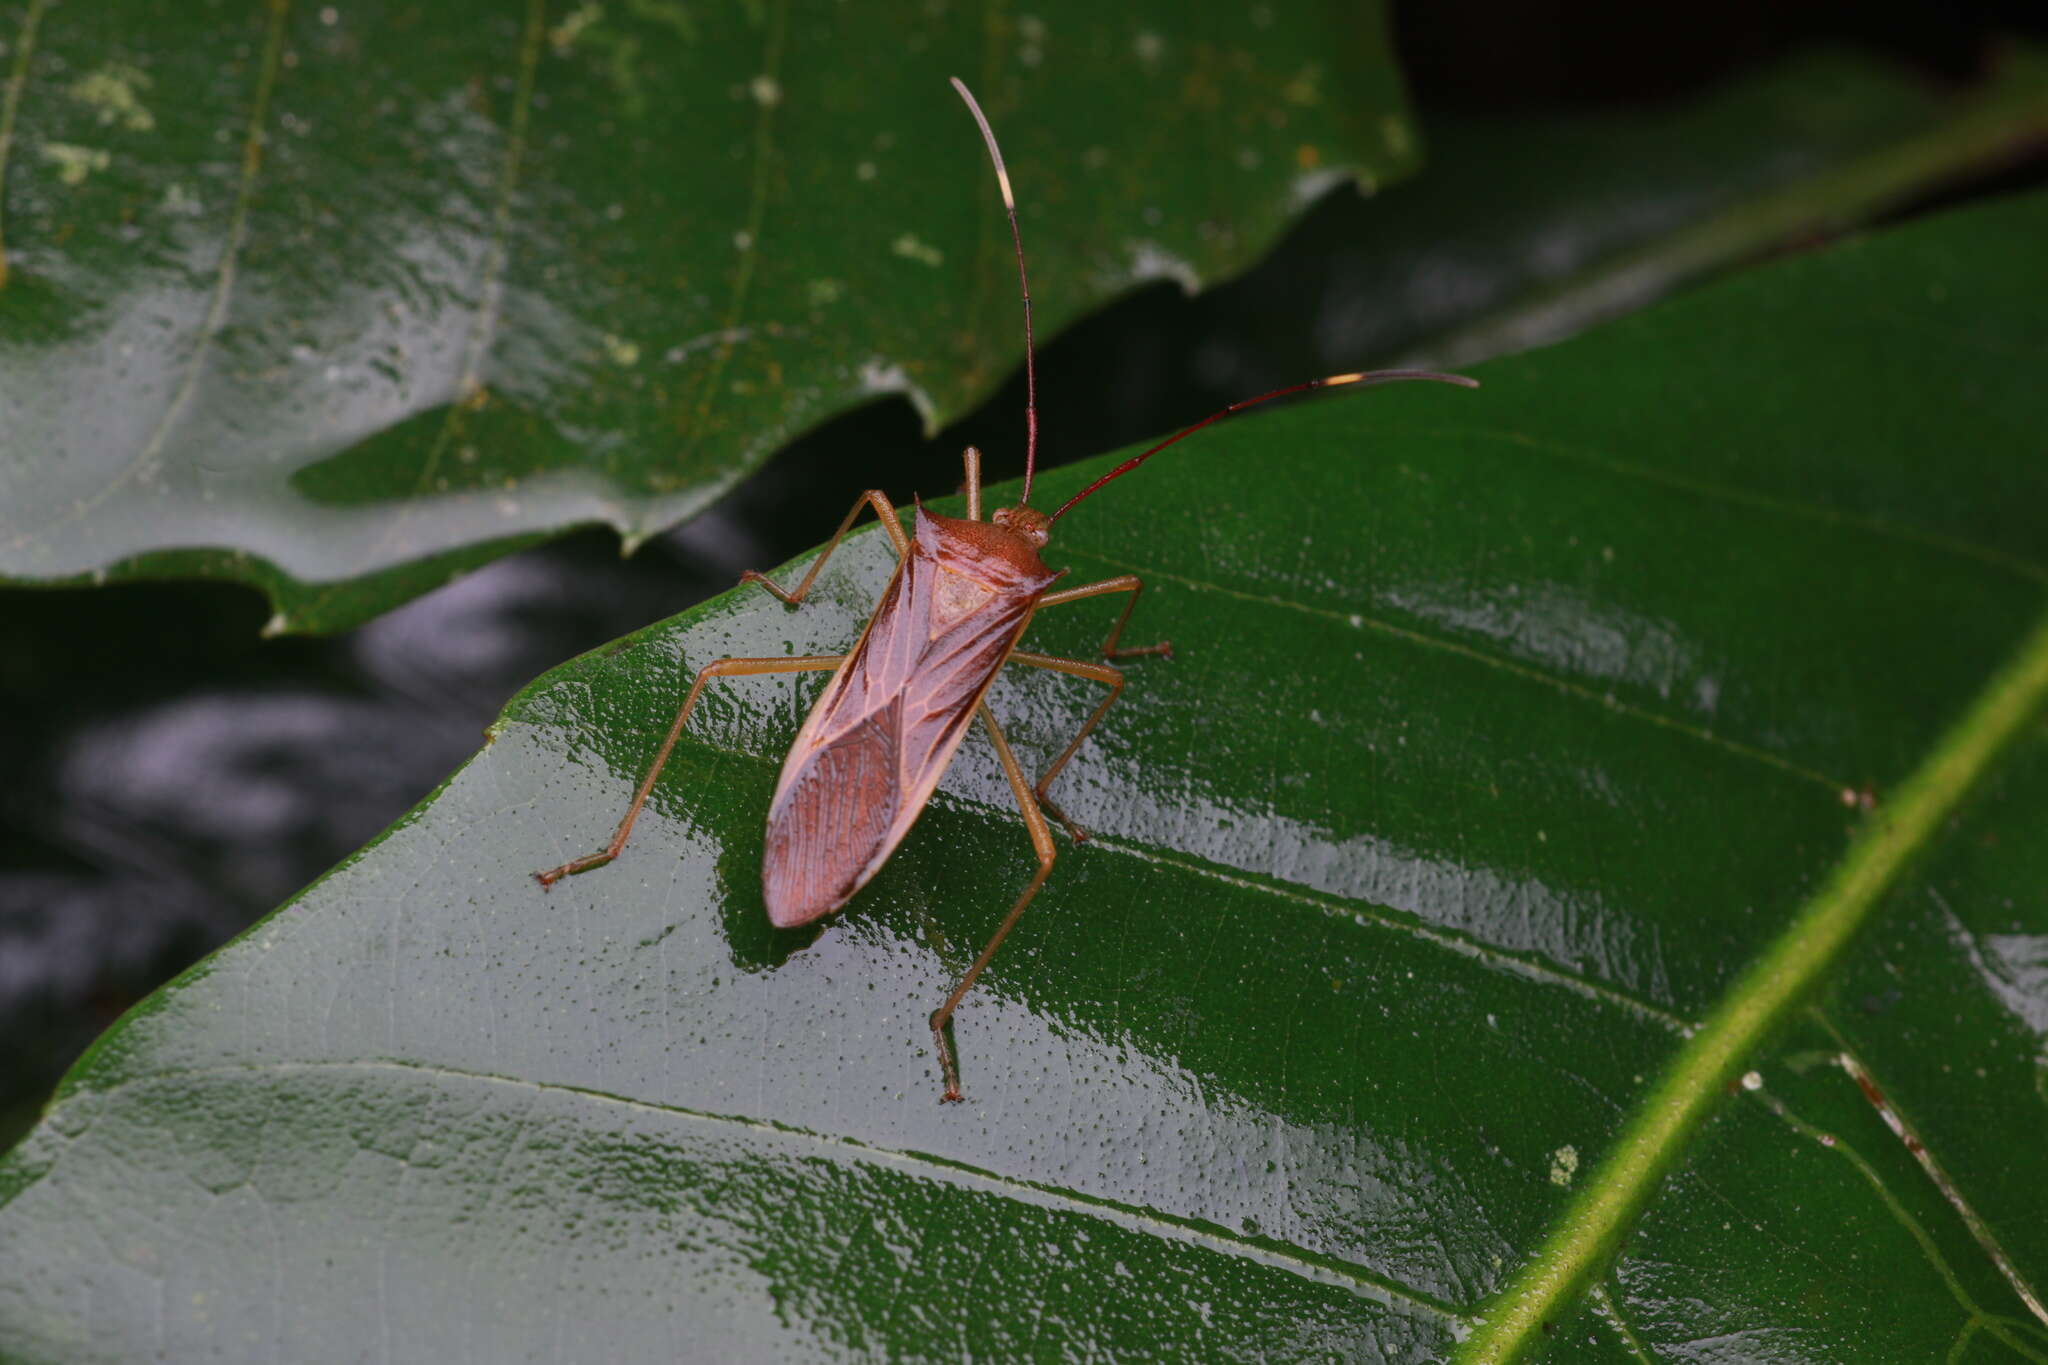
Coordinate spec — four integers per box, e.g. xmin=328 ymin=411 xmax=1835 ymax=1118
xmin=0 ymin=0 xmax=1408 ymax=632
xmin=19 ymin=44 xmax=2026 ymax=1167
xmin=2 ymin=192 xmax=2046 ymax=1362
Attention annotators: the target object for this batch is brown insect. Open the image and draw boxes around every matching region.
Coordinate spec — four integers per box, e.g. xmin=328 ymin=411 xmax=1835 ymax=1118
xmin=536 ymin=78 xmax=1476 ymax=1100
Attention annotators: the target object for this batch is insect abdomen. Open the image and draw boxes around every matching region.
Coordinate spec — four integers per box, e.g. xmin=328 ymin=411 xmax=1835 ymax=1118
xmin=761 ymin=698 xmax=902 ymax=927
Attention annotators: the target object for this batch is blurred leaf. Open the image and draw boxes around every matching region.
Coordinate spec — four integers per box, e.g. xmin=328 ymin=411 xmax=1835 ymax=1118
xmin=941 ymin=45 xmax=2048 ymax=494
xmin=0 ymin=0 xmax=1410 ymax=632
xmin=3 ymin=193 xmax=2047 ymax=1362
xmin=1402 ymin=43 xmax=2048 ymax=369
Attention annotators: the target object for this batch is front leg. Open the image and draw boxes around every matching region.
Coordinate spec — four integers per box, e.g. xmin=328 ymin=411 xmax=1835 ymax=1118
xmin=1034 ymin=574 xmax=1171 ymax=660
xmin=741 ymin=489 xmax=910 ymax=606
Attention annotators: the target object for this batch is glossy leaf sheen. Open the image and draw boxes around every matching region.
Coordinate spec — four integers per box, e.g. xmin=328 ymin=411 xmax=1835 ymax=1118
xmin=0 ymin=0 xmax=1408 ymax=631
xmin=4 ymin=46 xmax=2035 ymax=1155
xmin=3 ymin=196 xmax=2048 ymax=1363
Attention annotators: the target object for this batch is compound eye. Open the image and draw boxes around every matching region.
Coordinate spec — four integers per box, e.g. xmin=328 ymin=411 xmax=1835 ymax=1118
xmin=992 ymin=505 xmax=1050 ymax=545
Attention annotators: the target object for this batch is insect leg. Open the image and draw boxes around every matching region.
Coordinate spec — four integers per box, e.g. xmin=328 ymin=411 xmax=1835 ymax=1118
xmin=534 ymin=654 xmax=845 ymax=887
xmin=930 ymin=704 xmax=1057 ymax=1102
xmin=740 ymin=490 xmax=910 ymax=605
xmin=1004 ymin=649 xmax=1123 ymax=844
xmin=1034 ymin=575 xmax=1171 ymax=660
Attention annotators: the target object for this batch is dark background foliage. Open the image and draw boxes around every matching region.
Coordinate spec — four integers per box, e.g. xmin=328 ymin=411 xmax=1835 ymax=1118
xmin=3 ymin=0 xmax=2045 ymax=1149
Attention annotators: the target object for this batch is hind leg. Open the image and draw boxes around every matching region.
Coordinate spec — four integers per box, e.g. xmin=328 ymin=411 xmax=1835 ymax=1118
xmin=535 ymin=653 xmax=844 ymax=886
xmin=929 ymin=705 xmax=1057 ymax=1102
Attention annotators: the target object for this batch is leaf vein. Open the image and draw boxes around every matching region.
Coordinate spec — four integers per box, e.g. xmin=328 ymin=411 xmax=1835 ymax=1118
xmin=567 ymin=693 xmax=1694 ymax=1031
xmin=1753 ymin=1082 xmax=2048 ymax=1362
xmin=289 ymin=0 xmax=546 ymax=631
xmin=1 ymin=0 xmax=290 ymax=554
xmin=1819 ymin=1019 xmax=2048 ymax=1333
xmin=1094 ymin=837 xmax=1691 ymax=1033
xmin=63 ymin=1057 xmax=1468 ymax=1324
xmin=0 ymin=0 xmax=50 ymax=289
xmin=1438 ymin=425 xmax=2048 ymax=585
xmin=1455 ymin=605 xmax=2048 ymax=1365
xmin=1057 ymin=543 xmax=1848 ymax=794
xmin=677 ymin=0 xmax=789 ymax=454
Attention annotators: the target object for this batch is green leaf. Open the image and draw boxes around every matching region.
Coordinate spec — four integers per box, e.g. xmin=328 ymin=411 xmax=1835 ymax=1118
xmin=846 ymin=49 xmax=2048 ymax=504
xmin=1390 ymin=44 xmax=2048 ymax=370
xmin=4 ymin=193 xmax=2047 ymax=1362
xmin=0 ymin=0 xmax=1411 ymax=633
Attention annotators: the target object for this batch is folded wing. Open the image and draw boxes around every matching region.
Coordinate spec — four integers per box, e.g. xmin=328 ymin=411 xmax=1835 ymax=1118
xmin=761 ymin=510 xmax=1058 ymax=927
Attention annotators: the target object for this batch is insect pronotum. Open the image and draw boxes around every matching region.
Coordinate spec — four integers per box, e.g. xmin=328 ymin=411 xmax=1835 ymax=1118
xmin=536 ymin=78 xmax=1478 ymax=1101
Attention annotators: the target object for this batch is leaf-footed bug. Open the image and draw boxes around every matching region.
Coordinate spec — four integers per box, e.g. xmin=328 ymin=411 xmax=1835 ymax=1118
xmin=536 ymin=78 xmax=1477 ymax=1100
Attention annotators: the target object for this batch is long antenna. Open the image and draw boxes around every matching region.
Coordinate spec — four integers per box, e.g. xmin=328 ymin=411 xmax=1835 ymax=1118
xmin=1048 ymin=369 xmax=1479 ymax=523
xmin=950 ymin=77 xmax=1040 ymax=505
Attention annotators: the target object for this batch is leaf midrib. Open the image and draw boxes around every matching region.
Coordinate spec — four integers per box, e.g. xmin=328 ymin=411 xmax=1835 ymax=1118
xmin=518 ymin=511 xmax=2046 ymax=1357
xmin=1457 ymin=605 xmax=2048 ymax=1364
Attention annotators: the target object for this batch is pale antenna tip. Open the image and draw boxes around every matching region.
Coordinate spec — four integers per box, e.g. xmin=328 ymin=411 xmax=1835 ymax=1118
xmin=949 ymin=78 xmax=1015 ymax=208
xmin=1327 ymin=368 xmax=1480 ymax=389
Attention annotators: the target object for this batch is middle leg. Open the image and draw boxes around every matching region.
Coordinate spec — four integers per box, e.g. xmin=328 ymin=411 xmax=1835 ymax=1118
xmin=1034 ymin=574 xmax=1171 ymax=660
xmin=1004 ymin=649 xmax=1124 ymax=844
